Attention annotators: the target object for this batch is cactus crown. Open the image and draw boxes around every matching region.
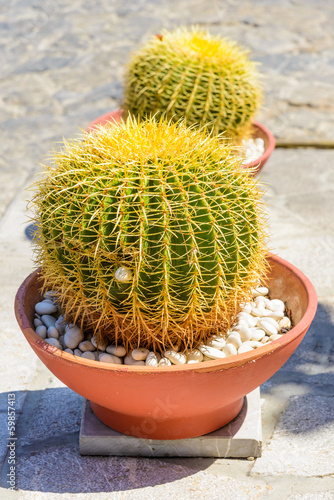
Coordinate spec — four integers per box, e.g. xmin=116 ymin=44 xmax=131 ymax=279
xmin=31 ymin=117 xmax=268 ymax=351
xmin=124 ymin=27 xmax=262 ymax=142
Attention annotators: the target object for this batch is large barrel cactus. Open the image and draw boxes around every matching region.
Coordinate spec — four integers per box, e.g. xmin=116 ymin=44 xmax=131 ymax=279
xmin=31 ymin=117 xmax=268 ymax=351
xmin=124 ymin=27 xmax=262 ymax=142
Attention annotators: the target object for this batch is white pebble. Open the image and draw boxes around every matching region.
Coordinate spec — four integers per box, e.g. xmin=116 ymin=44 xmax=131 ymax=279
xmin=59 ymin=335 xmax=65 ymax=347
xmin=279 ymin=317 xmax=291 ymax=330
xmin=43 ymin=299 xmax=54 ymax=305
xmin=235 ymin=318 xmax=248 ymax=328
xmin=225 ymin=334 xmax=242 ymax=348
xmin=241 ymin=302 xmax=252 ymax=314
xmin=261 ymin=336 xmax=270 ymax=344
xmin=258 ymin=320 xmax=278 ymax=336
xmin=198 ymin=345 xmax=226 ymax=359
xmin=64 ymin=348 xmax=74 ymax=354
xmin=232 ymin=324 xmax=252 ymax=342
xmin=34 ymin=318 xmax=43 ymax=328
xmin=47 ymin=326 xmax=59 ymax=339
xmin=268 ymin=334 xmax=283 ymax=342
xmin=44 ymin=338 xmax=60 ymax=349
xmin=64 ymin=326 xmax=84 ymax=349
xmin=74 ymin=349 xmax=82 ymax=356
xmin=251 ymin=307 xmax=271 ymax=318
xmin=41 ymin=314 xmax=57 ymax=328
xmin=250 ymin=328 xmax=266 ymax=341
xmin=252 ymin=286 xmax=269 ymax=297
xmin=132 ymin=348 xmax=150 ymax=361
xmin=55 ymin=315 xmax=67 ymax=334
xmin=158 ymin=357 xmax=172 ymax=366
xmin=79 ymin=340 xmax=95 ymax=352
xmin=106 ymin=345 xmax=127 ymax=357
xmin=222 ymin=344 xmax=238 ymax=357
xmin=35 ymin=301 xmax=58 ymax=315
xmin=262 ymin=317 xmax=280 ymax=329
xmin=187 ymin=349 xmax=203 ymax=363
xmin=81 ymin=351 xmax=97 ymax=361
xmin=207 ymin=338 xmax=226 ymax=349
xmin=146 ymin=352 xmax=160 ymax=367
xmin=115 ymin=266 xmax=133 ymax=283
xmin=212 ymin=333 xmax=228 ymax=342
xmin=35 ymin=325 xmax=47 ymax=339
xmin=266 ymin=309 xmax=284 ymax=321
xmin=255 ymin=137 xmax=264 ymax=148
xmin=238 ymin=344 xmax=254 ymax=354
xmin=268 ymin=299 xmax=285 ymax=312
xmin=202 ymin=355 xmax=213 ymax=362
xmin=124 ymin=355 xmax=145 ymax=366
xmin=237 ymin=312 xmax=257 ymax=327
xmin=91 ymin=336 xmax=108 ymax=351
xmin=243 ymin=340 xmax=263 ymax=348
xmin=254 ymin=296 xmax=268 ymax=307
xmin=99 ymin=353 xmax=123 ymax=364
xmin=164 ymin=350 xmax=187 ymax=365
xmin=44 ymin=291 xmax=56 ymax=301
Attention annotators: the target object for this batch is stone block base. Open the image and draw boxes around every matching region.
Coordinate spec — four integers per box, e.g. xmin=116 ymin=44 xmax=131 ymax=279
xmin=79 ymin=388 xmax=262 ymax=458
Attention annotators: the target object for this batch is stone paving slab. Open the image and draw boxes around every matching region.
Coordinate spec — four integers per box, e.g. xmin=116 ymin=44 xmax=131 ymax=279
xmin=252 ymin=394 xmax=334 ymax=476
xmin=262 ymin=148 xmax=334 ymax=298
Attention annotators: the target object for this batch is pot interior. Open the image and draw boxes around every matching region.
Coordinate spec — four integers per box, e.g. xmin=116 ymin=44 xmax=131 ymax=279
xmin=251 ymin=123 xmax=269 ymax=151
xmin=266 ymin=257 xmax=308 ymax=326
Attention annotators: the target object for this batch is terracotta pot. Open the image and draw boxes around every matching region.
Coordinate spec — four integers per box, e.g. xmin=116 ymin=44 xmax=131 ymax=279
xmin=15 ymin=254 xmax=317 ymax=440
xmin=87 ymin=109 xmax=124 ymax=132
xmin=86 ymin=110 xmax=275 ymax=176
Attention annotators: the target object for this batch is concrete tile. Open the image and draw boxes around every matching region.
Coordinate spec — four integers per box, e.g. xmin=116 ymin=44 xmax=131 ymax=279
xmin=252 ymin=394 xmax=334 ymax=477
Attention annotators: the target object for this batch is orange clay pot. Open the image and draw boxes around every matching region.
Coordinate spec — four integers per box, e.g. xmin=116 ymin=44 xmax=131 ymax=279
xmin=86 ymin=110 xmax=275 ymax=176
xmin=14 ymin=254 xmax=316 ymax=440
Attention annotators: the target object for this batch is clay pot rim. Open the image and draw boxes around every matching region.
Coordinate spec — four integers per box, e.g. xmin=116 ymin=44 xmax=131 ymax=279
xmin=15 ymin=253 xmax=317 ymax=375
xmin=242 ymin=120 xmax=276 ymax=171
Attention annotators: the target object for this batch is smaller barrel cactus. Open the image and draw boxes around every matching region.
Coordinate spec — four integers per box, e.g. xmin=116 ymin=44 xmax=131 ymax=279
xmin=31 ymin=117 xmax=268 ymax=351
xmin=124 ymin=27 xmax=262 ymax=143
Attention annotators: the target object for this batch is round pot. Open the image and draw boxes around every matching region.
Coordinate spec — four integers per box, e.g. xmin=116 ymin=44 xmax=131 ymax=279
xmin=86 ymin=110 xmax=275 ymax=176
xmin=15 ymin=254 xmax=317 ymax=440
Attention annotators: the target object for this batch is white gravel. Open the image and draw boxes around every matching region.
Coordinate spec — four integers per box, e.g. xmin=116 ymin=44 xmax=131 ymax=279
xmin=33 ymin=285 xmax=292 ymax=366
xmin=241 ymin=137 xmax=265 ymax=164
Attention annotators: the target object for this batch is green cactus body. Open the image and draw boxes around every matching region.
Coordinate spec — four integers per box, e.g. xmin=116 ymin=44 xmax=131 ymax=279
xmin=124 ymin=27 xmax=262 ymax=142
xmin=32 ymin=118 xmax=267 ymax=350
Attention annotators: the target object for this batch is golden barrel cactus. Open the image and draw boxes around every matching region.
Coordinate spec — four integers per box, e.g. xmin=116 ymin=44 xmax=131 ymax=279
xmin=124 ymin=27 xmax=262 ymax=142
xmin=31 ymin=117 xmax=268 ymax=351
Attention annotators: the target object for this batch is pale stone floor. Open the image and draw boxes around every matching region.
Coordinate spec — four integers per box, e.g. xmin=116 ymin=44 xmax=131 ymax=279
xmin=1 ymin=1 xmax=334 ymax=498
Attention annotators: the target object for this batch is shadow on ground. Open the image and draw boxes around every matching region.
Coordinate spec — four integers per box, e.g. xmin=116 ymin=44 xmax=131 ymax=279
xmin=261 ymin=301 xmax=334 ymax=434
xmin=0 ymin=386 xmax=215 ymax=493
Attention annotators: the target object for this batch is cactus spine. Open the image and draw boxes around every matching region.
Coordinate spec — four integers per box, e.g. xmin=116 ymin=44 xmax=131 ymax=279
xmin=31 ymin=117 xmax=268 ymax=351
xmin=124 ymin=27 xmax=262 ymax=143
